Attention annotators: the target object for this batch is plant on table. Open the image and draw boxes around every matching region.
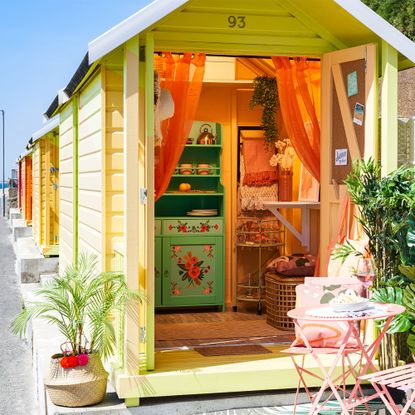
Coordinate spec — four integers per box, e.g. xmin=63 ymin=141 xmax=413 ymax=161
xmin=11 ymin=254 xmax=142 ymax=407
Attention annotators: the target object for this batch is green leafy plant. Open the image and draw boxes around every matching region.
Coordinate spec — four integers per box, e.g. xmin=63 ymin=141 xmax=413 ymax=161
xmin=249 ymin=76 xmax=279 ymax=149
xmin=11 ymin=254 xmax=142 ymax=360
xmin=345 ymin=159 xmax=415 ymax=285
xmin=343 ymin=159 xmax=415 ymax=368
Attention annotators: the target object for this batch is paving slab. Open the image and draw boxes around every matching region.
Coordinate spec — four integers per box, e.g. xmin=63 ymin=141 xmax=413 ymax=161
xmin=0 ymin=218 xmax=37 ymax=415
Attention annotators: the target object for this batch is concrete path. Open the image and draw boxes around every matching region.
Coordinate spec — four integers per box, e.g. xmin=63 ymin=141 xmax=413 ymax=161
xmin=0 ymin=217 xmax=37 ymax=414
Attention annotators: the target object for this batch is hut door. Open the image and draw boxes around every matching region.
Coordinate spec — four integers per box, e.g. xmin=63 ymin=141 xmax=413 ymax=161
xmin=319 ymin=44 xmax=377 ymax=273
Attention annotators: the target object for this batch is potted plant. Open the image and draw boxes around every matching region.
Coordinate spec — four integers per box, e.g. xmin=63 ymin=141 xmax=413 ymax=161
xmin=11 ymin=254 xmax=141 ymax=407
xmin=249 ymin=75 xmax=279 ymax=150
xmin=338 ymin=159 xmax=415 ymax=369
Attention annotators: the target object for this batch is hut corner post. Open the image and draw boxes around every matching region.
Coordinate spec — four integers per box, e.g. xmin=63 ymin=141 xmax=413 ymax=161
xmin=122 ymin=35 xmax=141 ymax=406
xmin=381 ymin=40 xmax=398 ymax=176
xmin=144 ymin=31 xmax=155 ymax=372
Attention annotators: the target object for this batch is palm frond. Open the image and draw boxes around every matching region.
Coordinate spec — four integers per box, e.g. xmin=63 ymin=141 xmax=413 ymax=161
xmin=11 ymin=253 xmax=143 ymax=359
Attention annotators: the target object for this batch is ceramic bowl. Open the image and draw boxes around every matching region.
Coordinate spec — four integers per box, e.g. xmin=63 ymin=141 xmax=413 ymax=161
xmin=197 ymin=163 xmax=211 ymax=175
xmin=179 ymin=163 xmax=193 ymax=175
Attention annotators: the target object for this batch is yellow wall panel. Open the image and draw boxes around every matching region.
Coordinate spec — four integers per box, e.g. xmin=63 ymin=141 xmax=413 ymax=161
xmin=78 ymin=72 xmax=104 ymax=267
xmin=106 ymin=152 xmax=124 ymax=170
xmin=59 ymin=103 xmax=74 ymax=273
xmin=78 ymin=189 xmax=102 ymax=211
xmin=108 ymin=131 xmax=124 ymax=148
xmin=104 ymin=65 xmax=124 ymax=271
xmin=106 ymin=214 xmax=124 ymax=233
xmin=78 ymin=152 xmax=102 ymax=173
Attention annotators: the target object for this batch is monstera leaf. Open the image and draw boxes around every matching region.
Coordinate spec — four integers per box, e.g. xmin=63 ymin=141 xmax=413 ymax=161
xmin=371 ymin=287 xmax=412 ymax=333
xmin=399 ymin=265 xmax=415 ymax=281
xmin=404 ymin=283 xmax=415 ymax=353
xmin=404 ymin=284 xmax=415 ymax=319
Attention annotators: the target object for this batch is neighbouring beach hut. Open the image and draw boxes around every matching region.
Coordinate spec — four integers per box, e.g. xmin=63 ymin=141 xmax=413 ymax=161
xmin=43 ymin=0 xmax=415 ymax=405
xmin=18 ymin=152 xmax=33 ymax=225
xmin=17 ymin=158 xmax=22 ymax=210
xmin=27 ymin=116 xmax=60 ymax=256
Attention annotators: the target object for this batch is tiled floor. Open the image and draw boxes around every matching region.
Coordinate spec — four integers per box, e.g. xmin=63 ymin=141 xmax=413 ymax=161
xmin=155 ymin=310 xmax=294 ymax=349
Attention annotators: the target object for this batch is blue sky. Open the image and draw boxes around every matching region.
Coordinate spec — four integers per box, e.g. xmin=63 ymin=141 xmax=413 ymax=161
xmin=0 ymin=0 xmax=152 ymax=177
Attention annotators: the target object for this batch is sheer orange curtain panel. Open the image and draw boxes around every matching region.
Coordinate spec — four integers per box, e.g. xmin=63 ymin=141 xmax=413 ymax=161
xmin=272 ymin=57 xmax=321 ymax=182
xmin=154 ymin=52 xmax=206 ymax=201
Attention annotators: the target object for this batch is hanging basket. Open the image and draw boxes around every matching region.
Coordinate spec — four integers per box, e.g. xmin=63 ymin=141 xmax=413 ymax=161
xmin=44 ymin=353 xmax=108 ymax=407
xmin=278 ymin=169 xmax=293 ymax=201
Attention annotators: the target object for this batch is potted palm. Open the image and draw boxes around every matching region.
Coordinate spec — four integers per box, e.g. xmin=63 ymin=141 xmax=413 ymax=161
xmin=11 ymin=254 xmax=141 ymax=407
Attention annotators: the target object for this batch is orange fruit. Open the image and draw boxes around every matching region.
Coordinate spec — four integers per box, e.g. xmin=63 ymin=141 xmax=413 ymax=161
xmin=179 ymin=183 xmax=191 ymax=192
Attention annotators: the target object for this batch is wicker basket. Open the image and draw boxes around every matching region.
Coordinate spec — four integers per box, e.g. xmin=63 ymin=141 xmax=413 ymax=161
xmin=265 ymin=273 xmax=305 ymax=330
xmin=44 ymin=353 xmax=108 ymax=407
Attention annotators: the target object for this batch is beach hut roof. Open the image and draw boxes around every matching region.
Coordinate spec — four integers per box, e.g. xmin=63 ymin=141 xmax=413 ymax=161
xmin=88 ymin=0 xmax=415 ymax=64
xmin=45 ymin=0 xmax=415 ymax=118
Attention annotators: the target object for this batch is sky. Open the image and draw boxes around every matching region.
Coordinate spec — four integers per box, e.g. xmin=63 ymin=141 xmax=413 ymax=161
xmin=0 ymin=0 xmax=153 ymax=178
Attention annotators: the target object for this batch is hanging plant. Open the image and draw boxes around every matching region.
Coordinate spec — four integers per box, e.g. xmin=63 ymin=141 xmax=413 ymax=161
xmin=249 ymin=76 xmax=279 ymax=149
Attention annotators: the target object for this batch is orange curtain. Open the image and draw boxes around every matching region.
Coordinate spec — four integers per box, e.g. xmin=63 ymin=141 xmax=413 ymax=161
xmin=154 ymin=52 xmax=206 ymax=201
xmin=272 ymin=57 xmax=321 ymax=182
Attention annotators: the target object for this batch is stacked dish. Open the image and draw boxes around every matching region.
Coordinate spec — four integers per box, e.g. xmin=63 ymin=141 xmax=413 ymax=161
xmin=186 ymin=209 xmax=218 ymax=217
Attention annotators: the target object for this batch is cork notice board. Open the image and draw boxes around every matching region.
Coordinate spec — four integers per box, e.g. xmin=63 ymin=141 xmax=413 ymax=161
xmin=331 ymin=59 xmax=365 ymax=183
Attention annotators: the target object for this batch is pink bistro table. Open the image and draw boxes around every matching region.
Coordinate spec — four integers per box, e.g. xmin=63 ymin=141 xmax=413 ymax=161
xmin=286 ymin=303 xmax=405 ymax=415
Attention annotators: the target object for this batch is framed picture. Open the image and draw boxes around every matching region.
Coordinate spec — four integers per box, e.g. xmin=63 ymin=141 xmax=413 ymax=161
xmin=298 ymin=165 xmax=319 ymax=202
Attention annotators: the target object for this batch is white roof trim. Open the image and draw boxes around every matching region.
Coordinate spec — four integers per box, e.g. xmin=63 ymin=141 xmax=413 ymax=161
xmin=88 ymin=0 xmax=415 ymax=65
xmin=31 ymin=115 xmax=60 ymax=143
xmin=335 ymin=0 xmax=415 ymax=63
xmin=88 ymin=0 xmax=188 ymax=63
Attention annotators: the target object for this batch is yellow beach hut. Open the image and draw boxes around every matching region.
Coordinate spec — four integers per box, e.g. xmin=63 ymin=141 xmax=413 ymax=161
xmin=27 ymin=116 xmax=60 ymax=256
xmin=18 ymin=152 xmax=33 ymax=225
xmin=43 ymin=0 xmax=415 ymax=406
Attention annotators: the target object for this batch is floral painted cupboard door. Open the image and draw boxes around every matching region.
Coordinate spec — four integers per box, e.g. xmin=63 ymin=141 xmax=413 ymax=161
xmin=162 ymin=236 xmax=223 ymax=306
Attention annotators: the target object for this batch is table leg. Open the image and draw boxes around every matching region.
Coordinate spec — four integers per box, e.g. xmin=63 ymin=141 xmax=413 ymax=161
xmin=347 ymin=316 xmax=402 ymax=415
xmin=290 ymin=319 xmax=356 ymax=415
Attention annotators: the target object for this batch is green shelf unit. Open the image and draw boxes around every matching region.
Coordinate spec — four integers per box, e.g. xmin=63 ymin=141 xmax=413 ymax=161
xmin=155 ymin=121 xmax=225 ymax=309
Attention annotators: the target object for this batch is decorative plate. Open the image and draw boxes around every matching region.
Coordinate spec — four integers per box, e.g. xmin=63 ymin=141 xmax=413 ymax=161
xmin=329 ymin=299 xmax=370 ymax=313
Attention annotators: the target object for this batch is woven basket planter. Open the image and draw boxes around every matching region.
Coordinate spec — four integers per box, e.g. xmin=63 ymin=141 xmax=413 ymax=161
xmin=44 ymin=353 xmax=108 ymax=407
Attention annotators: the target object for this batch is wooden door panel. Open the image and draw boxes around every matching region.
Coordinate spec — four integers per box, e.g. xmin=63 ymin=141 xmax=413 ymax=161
xmin=320 ymin=44 xmax=377 ymax=273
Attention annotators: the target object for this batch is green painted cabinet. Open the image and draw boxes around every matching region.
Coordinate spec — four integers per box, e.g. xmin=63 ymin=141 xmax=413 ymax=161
xmin=155 ymin=237 xmax=162 ymax=307
xmin=155 ymin=121 xmax=225 ymax=309
xmin=162 ymin=236 xmax=223 ymax=306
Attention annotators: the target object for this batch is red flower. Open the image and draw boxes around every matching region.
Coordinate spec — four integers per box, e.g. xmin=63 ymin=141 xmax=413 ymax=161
xmin=77 ymin=354 xmax=89 ymax=366
xmin=179 ymin=225 xmax=187 ymax=233
xmin=60 ymin=355 xmax=78 ymax=369
xmin=185 ymin=261 xmax=192 ymax=270
xmin=178 ymin=258 xmax=182 ymax=264
xmin=200 ymin=225 xmax=208 ymax=232
xmin=190 ymin=256 xmax=198 ymax=265
xmin=214 ymin=224 xmax=219 ymax=230
xmin=168 ymin=225 xmax=173 ymax=230
xmin=189 ymin=266 xmax=201 ymax=279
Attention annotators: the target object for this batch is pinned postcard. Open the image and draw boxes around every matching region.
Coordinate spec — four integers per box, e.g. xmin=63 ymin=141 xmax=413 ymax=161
xmin=335 ymin=149 xmax=348 ymax=166
xmin=353 ymin=102 xmax=365 ymax=126
xmin=347 ymin=71 xmax=358 ymax=97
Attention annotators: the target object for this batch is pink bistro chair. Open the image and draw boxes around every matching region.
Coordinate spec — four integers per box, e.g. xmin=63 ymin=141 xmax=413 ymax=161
xmin=359 ymin=363 xmax=415 ymax=415
xmin=285 ymin=277 xmax=367 ymax=414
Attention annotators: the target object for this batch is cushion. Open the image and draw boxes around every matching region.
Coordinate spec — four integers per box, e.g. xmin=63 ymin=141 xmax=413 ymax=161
xmin=292 ymin=279 xmax=364 ymax=348
xmin=266 ymin=254 xmax=316 ymax=277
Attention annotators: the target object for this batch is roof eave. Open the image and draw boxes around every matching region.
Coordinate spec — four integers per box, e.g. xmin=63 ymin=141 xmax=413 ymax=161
xmin=335 ymin=0 xmax=415 ymax=65
xmin=31 ymin=115 xmax=60 ymax=144
xmin=88 ymin=0 xmax=189 ymax=63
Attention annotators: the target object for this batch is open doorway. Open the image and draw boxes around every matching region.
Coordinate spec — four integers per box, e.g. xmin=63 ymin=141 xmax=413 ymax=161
xmin=153 ymin=55 xmax=320 ymax=354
